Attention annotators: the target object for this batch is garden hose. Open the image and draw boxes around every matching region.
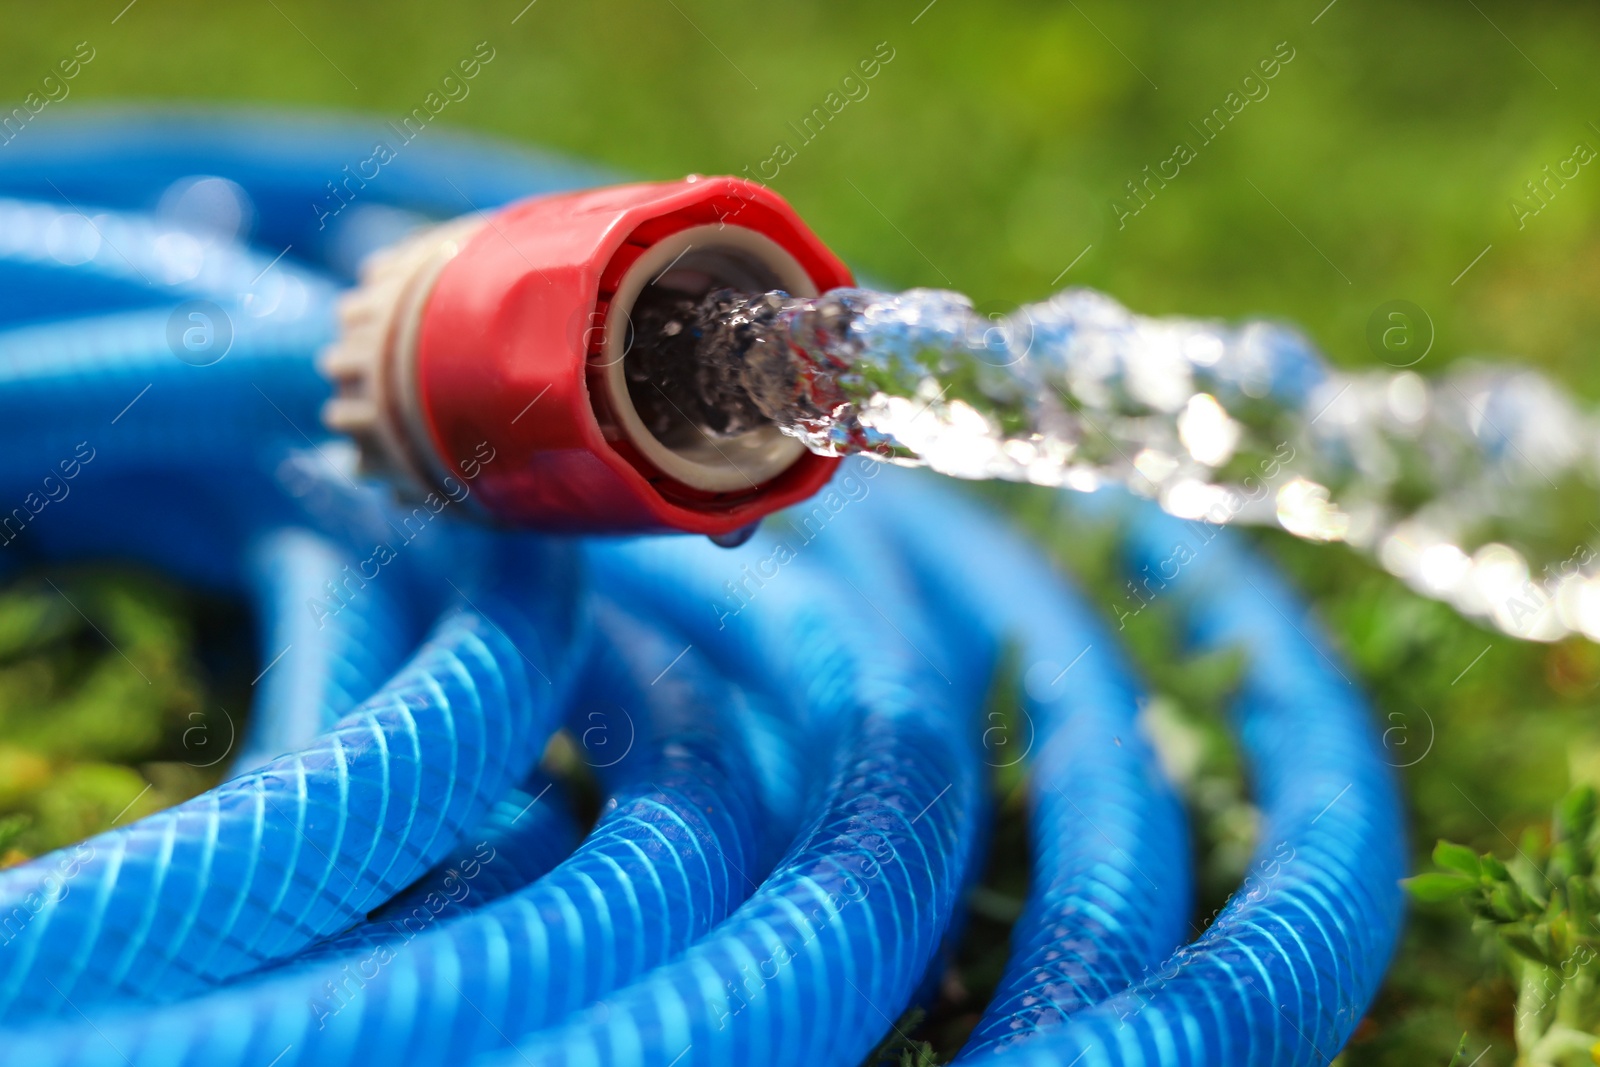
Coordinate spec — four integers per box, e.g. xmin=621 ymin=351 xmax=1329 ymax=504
xmin=0 ymin=110 xmax=1404 ymax=1066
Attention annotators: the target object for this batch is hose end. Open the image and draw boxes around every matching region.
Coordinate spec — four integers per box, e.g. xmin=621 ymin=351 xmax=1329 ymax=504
xmin=321 ymin=177 xmax=851 ymax=535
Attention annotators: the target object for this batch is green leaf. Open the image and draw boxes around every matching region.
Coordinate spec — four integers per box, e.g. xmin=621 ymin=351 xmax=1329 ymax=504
xmin=1434 ymin=840 xmax=1483 ymax=878
xmin=1484 ymin=881 xmax=1522 ymax=921
xmin=1506 ymin=856 xmax=1550 ymax=910
xmin=1556 ymin=786 xmax=1598 ymax=847
xmin=1405 ymin=872 xmax=1477 ymax=903
xmin=1502 ymin=926 xmax=1560 ymax=967
xmin=1569 ymin=876 xmax=1596 ymax=939
xmin=1551 ymin=841 xmax=1579 ymax=884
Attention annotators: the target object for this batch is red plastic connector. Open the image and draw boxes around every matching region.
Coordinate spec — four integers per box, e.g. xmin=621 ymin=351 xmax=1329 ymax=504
xmin=419 ymin=177 xmax=851 ymax=534
xmin=324 ymin=177 xmax=851 ymax=537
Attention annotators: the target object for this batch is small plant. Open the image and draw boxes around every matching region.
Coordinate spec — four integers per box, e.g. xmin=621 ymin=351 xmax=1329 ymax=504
xmin=1408 ymin=786 xmax=1600 ymax=1066
xmin=861 ymin=1008 xmax=939 ymax=1067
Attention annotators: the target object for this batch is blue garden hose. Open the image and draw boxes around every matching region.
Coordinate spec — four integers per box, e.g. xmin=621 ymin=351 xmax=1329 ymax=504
xmin=0 ymin=109 xmax=1405 ymax=1066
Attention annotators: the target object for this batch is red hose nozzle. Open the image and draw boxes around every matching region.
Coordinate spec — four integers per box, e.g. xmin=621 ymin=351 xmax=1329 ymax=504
xmin=323 ymin=177 xmax=851 ymax=535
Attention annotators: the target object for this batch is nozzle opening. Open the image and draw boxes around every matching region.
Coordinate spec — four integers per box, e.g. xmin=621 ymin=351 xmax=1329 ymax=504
xmin=599 ymin=224 xmax=812 ymax=493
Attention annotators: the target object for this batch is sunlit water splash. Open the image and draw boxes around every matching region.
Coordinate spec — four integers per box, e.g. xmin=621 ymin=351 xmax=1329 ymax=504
xmin=635 ymin=285 xmax=1600 ymax=643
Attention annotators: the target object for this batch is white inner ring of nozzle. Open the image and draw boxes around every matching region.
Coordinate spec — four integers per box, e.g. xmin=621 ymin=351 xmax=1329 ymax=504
xmin=599 ymin=224 xmax=814 ymax=493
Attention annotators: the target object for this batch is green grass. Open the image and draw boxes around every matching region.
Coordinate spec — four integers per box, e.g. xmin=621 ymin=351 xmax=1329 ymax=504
xmin=0 ymin=571 xmax=248 ymax=866
xmin=5 ymin=1 xmax=1600 ymax=1062
xmin=6 ymin=0 xmax=1600 ymax=392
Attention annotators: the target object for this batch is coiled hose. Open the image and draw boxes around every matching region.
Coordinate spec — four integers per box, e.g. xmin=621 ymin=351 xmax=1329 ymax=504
xmin=0 ymin=110 xmax=1404 ymax=1066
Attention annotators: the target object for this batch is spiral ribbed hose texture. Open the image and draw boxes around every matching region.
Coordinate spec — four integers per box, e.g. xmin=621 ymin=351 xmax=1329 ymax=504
xmin=0 ymin=110 xmax=1404 ymax=1067
xmin=976 ymin=498 xmax=1407 ymax=1067
xmin=235 ymin=528 xmax=421 ymax=772
xmin=859 ymin=478 xmax=1194 ymax=1060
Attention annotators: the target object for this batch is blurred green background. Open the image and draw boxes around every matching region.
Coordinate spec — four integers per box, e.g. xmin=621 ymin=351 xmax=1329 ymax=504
xmin=5 ymin=1 xmax=1600 ymax=1063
